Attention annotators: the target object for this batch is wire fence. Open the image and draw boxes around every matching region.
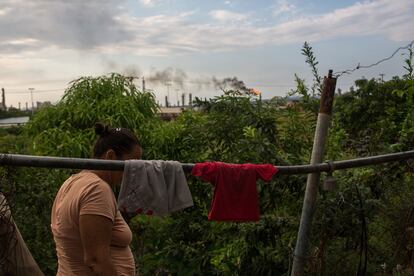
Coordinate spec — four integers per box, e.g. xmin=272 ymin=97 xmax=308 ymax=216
xmin=334 ymin=40 xmax=414 ymax=78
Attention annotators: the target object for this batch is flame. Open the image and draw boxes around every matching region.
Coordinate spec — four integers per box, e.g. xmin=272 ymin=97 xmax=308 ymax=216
xmin=249 ymin=88 xmax=261 ymax=96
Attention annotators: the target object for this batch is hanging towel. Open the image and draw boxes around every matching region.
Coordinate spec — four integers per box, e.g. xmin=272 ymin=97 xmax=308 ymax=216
xmin=192 ymin=162 xmax=278 ymax=222
xmin=118 ymin=160 xmax=194 ymax=216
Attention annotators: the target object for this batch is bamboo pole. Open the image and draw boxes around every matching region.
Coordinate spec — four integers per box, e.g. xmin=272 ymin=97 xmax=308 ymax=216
xmin=1 ymin=150 xmax=414 ymax=174
xmin=291 ymin=70 xmax=337 ymax=276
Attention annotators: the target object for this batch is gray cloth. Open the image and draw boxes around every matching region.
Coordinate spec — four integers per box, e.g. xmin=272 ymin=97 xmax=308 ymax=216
xmin=118 ymin=160 xmax=193 ymax=216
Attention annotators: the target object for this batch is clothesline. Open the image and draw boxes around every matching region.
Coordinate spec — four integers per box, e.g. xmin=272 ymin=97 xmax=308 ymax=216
xmin=0 ymin=150 xmax=413 ymax=174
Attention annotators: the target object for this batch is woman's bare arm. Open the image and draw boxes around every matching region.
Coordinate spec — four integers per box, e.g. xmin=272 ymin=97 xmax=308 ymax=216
xmin=79 ymin=214 xmax=118 ymax=276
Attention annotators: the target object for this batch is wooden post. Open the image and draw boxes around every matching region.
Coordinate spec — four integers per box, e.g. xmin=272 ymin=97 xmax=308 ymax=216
xmin=291 ymin=70 xmax=337 ymax=276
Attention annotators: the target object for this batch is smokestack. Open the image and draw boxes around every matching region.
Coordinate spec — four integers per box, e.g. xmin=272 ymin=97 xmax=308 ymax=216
xmin=18 ymin=102 xmax=21 ymax=110
xmin=1 ymin=88 xmax=5 ymax=110
xmin=165 ymin=95 xmax=169 ymax=107
xmin=189 ymin=93 xmax=192 ymax=107
xmin=181 ymin=93 xmax=185 ymax=107
xmin=26 ymin=102 xmax=28 ymax=110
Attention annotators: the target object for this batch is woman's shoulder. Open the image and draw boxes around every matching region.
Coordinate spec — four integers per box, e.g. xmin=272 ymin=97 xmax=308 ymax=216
xmin=64 ymin=171 xmax=112 ymax=196
xmin=77 ymin=171 xmax=111 ymax=189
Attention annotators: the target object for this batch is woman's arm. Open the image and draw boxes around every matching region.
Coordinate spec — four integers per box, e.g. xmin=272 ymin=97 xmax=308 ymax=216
xmin=80 ymin=214 xmax=118 ymax=276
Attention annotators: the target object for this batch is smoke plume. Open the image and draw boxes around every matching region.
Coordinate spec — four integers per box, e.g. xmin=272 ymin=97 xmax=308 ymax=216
xmin=212 ymin=76 xmax=250 ymax=93
xmin=147 ymin=67 xmax=188 ymax=88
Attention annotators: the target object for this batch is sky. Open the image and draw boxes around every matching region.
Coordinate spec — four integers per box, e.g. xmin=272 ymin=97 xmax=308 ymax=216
xmin=0 ymin=0 xmax=413 ymax=108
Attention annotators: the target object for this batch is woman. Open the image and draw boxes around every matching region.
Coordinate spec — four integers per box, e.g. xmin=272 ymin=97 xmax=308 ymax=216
xmin=51 ymin=123 xmax=141 ymax=275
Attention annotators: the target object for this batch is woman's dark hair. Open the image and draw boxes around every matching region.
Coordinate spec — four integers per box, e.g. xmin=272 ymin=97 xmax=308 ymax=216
xmin=93 ymin=122 xmax=141 ymax=158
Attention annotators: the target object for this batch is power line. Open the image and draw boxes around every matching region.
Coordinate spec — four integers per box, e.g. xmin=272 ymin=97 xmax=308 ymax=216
xmin=334 ymin=40 xmax=414 ymax=78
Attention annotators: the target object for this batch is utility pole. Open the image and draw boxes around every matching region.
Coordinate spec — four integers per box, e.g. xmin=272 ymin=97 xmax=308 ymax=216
xmin=379 ymin=73 xmax=385 ymax=82
xmin=142 ymin=76 xmax=146 ymax=92
xmin=28 ymin=88 xmax=35 ymax=115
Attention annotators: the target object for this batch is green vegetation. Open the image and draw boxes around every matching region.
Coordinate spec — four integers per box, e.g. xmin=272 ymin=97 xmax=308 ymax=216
xmin=1 ymin=44 xmax=414 ymax=275
xmin=0 ymin=108 xmax=31 ymax=119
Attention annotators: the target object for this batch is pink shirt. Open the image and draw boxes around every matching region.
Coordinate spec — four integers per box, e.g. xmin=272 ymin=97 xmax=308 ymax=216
xmin=51 ymin=171 xmax=135 ymax=275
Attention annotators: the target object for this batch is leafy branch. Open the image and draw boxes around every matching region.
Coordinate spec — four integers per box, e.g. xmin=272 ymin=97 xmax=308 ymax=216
xmin=403 ymin=44 xmax=413 ymax=81
xmin=302 ymin=41 xmax=322 ymax=96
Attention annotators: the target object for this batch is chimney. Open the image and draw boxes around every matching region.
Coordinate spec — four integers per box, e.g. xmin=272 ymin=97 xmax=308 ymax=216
xmin=181 ymin=93 xmax=185 ymax=107
xmin=165 ymin=95 xmax=169 ymax=107
xmin=18 ymin=102 xmax=21 ymax=110
xmin=26 ymin=102 xmax=28 ymax=110
xmin=189 ymin=93 xmax=193 ymax=107
xmin=1 ymin=88 xmax=5 ymax=110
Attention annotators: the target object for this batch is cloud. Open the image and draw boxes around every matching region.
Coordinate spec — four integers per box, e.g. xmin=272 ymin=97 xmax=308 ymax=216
xmin=0 ymin=38 xmax=41 ymax=53
xmin=0 ymin=0 xmax=132 ymax=53
xmin=0 ymin=0 xmax=413 ymax=57
xmin=267 ymin=0 xmax=413 ymax=43
xmin=113 ymin=0 xmax=414 ymax=55
xmin=209 ymin=10 xmax=248 ymax=22
xmin=139 ymin=0 xmax=162 ymax=7
xmin=272 ymin=0 xmax=296 ymax=17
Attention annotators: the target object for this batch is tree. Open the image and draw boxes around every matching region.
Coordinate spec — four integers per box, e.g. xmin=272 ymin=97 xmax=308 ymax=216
xmin=25 ymin=73 xmax=158 ymax=157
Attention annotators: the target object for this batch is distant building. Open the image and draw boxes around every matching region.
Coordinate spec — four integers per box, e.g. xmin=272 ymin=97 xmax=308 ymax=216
xmin=36 ymin=101 xmax=52 ymax=109
xmin=158 ymin=107 xmax=184 ymax=121
xmin=267 ymin=95 xmax=310 ymax=109
xmin=157 ymin=92 xmax=194 ymax=121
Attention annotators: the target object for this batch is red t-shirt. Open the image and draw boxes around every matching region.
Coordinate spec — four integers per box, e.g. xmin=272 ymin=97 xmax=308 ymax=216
xmin=192 ymin=162 xmax=278 ymax=222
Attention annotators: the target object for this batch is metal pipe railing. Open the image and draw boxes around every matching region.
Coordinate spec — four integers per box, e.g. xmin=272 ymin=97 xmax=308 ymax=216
xmin=1 ymin=150 xmax=413 ymax=174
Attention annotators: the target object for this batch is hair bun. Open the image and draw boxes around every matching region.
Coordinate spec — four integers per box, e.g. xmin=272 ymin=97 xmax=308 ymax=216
xmin=94 ymin=122 xmax=109 ymax=136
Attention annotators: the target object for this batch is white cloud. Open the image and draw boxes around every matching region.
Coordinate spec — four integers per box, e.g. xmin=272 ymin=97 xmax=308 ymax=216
xmin=0 ymin=7 xmax=11 ymax=16
xmin=273 ymin=0 xmax=296 ymax=17
xmin=111 ymin=0 xmax=413 ymax=56
xmin=0 ymin=0 xmax=413 ymax=57
xmin=139 ymin=0 xmax=162 ymax=7
xmin=266 ymin=0 xmax=413 ymax=44
xmin=209 ymin=10 xmax=248 ymax=22
xmin=3 ymin=38 xmax=38 ymax=46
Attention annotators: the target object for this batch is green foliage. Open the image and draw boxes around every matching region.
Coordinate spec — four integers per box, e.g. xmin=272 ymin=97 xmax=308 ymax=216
xmin=131 ymin=94 xmax=314 ymax=275
xmin=334 ymin=77 xmax=409 ymax=154
xmin=1 ymin=74 xmax=160 ymax=276
xmin=0 ymin=108 xmax=31 ymax=119
xmin=289 ymin=42 xmax=322 ymax=113
xmin=25 ymin=73 xmax=158 ymax=157
xmin=302 ymin=41 xmax=322 ymax=96
xmin=2 ymin=46 xmax=414 ymax=275
xmin=0 ymin=166 xmax=70 ymax=275
xmin=402 ymin=45 xmax=413 ymax=80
